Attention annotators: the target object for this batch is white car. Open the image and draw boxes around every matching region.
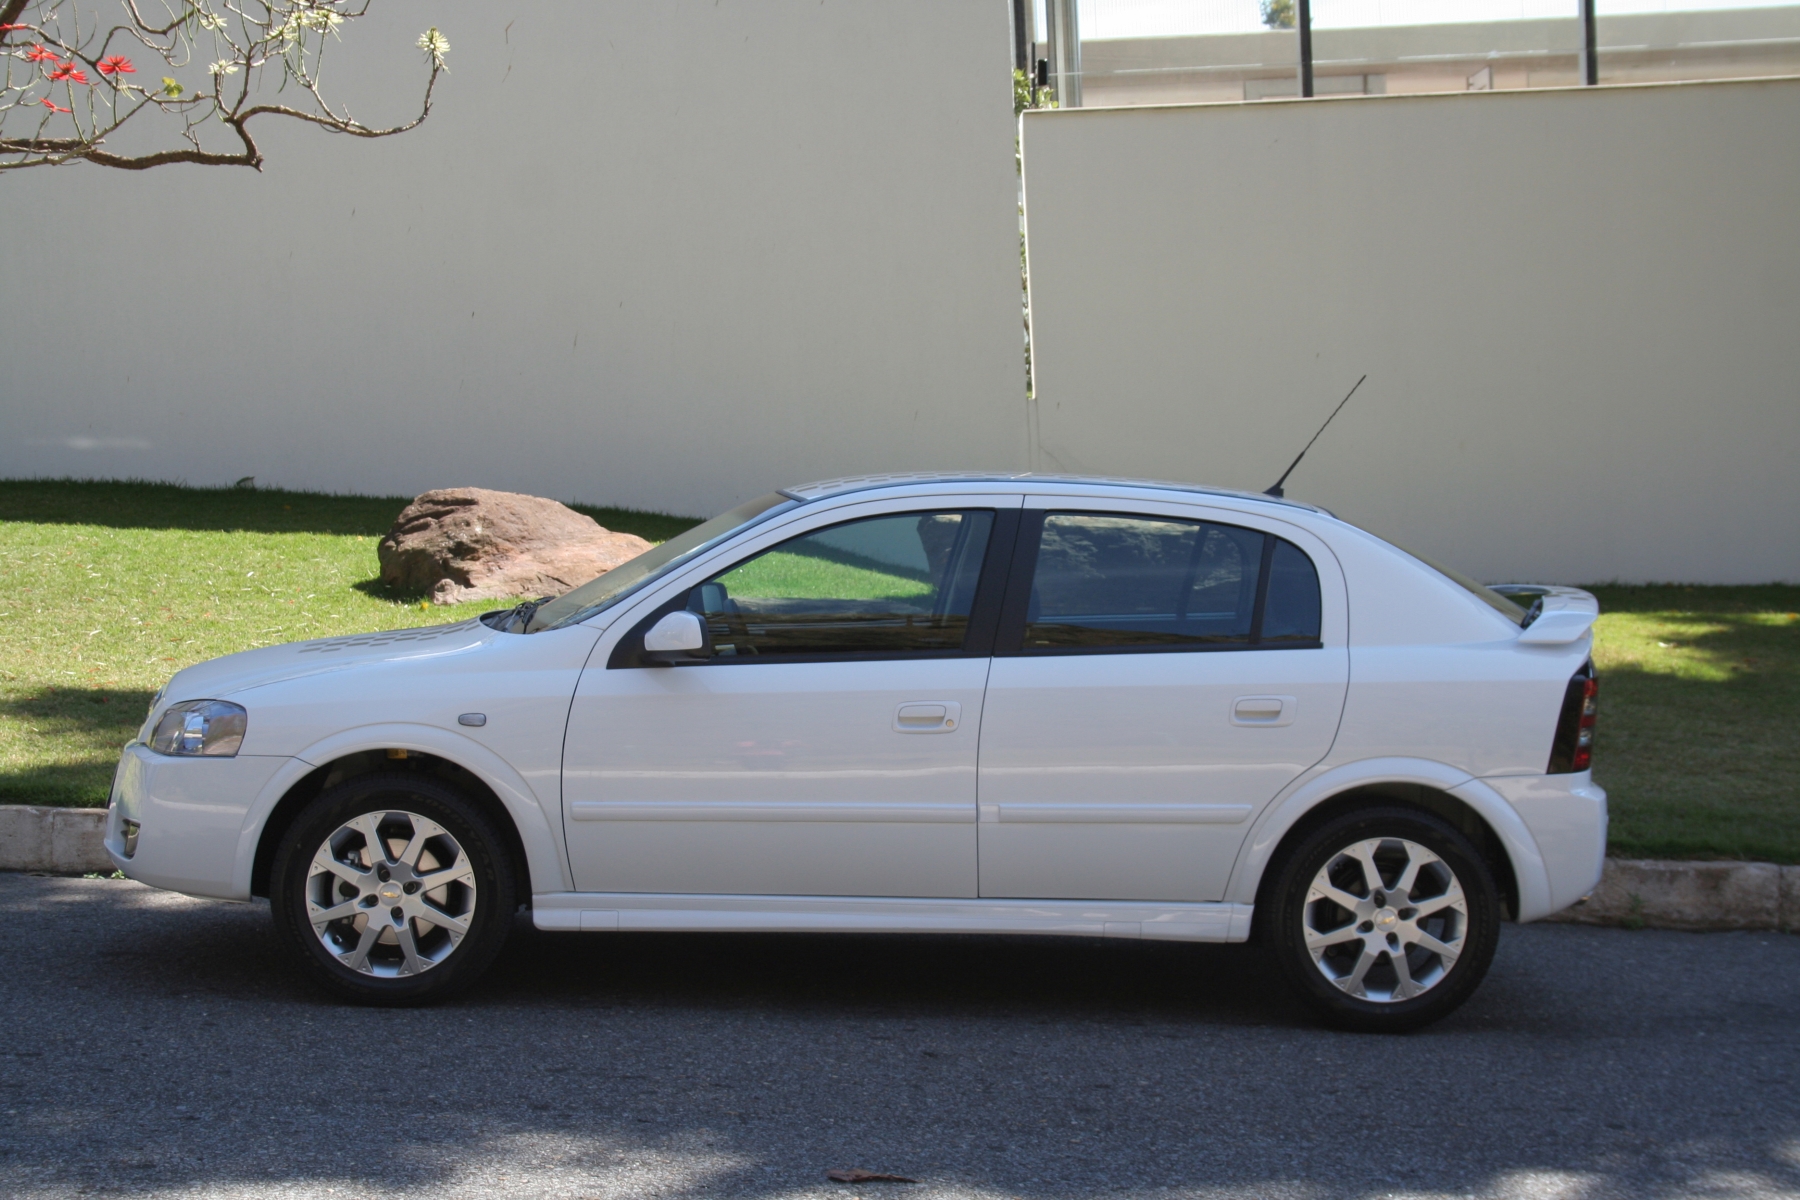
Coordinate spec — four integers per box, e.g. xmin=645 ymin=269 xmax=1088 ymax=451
xmin=108 ymin=474 xmax=1604 ymax=1031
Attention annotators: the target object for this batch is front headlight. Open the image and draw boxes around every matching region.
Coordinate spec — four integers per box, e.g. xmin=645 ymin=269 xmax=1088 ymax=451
xmin=148 ymin=700 xmax=247 ymax=757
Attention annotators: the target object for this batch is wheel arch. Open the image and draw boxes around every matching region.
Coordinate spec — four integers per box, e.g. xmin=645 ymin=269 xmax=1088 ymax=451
xmin=1226 ymin=759 xmax=1553 ymax=923
xmin=238 ymin=725 xmax=570 ymax=901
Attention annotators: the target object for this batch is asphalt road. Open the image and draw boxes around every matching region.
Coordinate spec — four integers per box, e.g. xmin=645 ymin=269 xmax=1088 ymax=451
xmin=1 ymin=873 xmax=1796 ymax=1200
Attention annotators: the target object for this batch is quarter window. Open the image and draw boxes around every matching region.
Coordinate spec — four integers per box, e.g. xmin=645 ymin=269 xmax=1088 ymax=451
xmin=693 ymin=510 xmax=994 ymax=658
xmin=1020 ymin=512 xmax=1321 ymax=651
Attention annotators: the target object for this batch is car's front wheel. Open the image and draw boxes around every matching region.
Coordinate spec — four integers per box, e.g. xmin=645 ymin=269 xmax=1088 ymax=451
xmin=1264 ymin=806 xmax=1500 ymax=1033
xmin=269 ymin=772 xmax=517 ymax=1005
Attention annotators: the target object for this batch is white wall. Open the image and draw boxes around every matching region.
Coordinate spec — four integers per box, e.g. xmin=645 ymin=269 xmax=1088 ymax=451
xmin=0 ymin=1 xmax=1027 ymax=519
xmin=1020 ymin=77 xmax=1800 ymax=584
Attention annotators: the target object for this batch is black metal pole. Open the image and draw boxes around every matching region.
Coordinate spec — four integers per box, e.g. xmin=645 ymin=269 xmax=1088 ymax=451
xmin=1011 ymin=0 xmax=1030 ymax=76
xmin=1297 ymin=0 xmax=1314 ymax=98
xmin=1578 ymin=0 xmax=1597 ymax=84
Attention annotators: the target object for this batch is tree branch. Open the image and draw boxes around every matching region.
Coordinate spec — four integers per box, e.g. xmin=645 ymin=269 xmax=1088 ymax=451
xmin=0 ymin=0 xmax=30 ymax=45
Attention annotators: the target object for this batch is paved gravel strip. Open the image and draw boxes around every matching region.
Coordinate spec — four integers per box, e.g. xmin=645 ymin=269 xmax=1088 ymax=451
xmin=0 ymin=874 xmax=1795 ymax=1200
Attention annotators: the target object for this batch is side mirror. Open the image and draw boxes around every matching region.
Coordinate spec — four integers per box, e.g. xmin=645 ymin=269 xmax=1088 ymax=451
xmin=642 ymin=609 xmax=712 ymax=664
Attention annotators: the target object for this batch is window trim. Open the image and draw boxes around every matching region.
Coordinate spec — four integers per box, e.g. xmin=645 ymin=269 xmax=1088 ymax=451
xmin=608 ymin=508 xmax=1021 ymax=668
xmin=993 ymin=509 xmax=1325 ymax=658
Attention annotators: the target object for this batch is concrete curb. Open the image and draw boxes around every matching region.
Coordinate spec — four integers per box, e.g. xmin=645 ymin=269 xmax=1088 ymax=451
xmin=0 ymin=806 xmax=1795 ymax=931
xmin=0 ymin=805 xmax=112 ymax=874
xmin=1543 ymin=857 xmax=1800 ymax=932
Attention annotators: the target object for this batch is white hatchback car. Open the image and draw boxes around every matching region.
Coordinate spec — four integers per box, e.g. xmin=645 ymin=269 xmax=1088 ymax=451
xmin=109 ymin=475 xmax=1605 ymax=1030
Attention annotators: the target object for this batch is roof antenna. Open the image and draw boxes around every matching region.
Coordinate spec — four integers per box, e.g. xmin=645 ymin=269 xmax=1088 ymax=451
xmin=1264 ymin=374 xmax=1367 ymax=499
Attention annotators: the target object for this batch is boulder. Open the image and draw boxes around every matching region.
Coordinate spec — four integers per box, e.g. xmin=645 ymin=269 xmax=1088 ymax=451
xmin=378 ymin=488 xmax=652 ymax=606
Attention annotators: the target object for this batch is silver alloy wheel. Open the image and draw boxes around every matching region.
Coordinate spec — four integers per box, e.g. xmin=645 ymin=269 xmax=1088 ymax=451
xmin=1302 ymin=836 xmax=1467 ymax=1003
xmin=304 ymin=810 xmax=477 ymax=977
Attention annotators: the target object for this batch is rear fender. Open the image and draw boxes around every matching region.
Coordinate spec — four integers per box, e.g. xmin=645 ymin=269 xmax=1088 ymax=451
xmin=1225 ymin=757 xmax=1554 ymax=920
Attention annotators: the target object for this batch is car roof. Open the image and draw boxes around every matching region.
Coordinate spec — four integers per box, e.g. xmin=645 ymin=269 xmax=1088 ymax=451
xmin=781 ymin=472 xmax=1330 ymax=515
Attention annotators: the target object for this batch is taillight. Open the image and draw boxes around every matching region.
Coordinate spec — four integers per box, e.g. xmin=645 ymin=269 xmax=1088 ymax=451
xmin=1548 ymin=662 xmax=1598 ymax=774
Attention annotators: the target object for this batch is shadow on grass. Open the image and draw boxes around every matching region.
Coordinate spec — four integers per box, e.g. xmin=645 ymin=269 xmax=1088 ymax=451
xmin=0 ymin=685 xmax=155 ymax=808
xmin=1583 ymin=584 xmax=1800 ymax=863
xmin=0 ymin=479 xmax=700 ymax=542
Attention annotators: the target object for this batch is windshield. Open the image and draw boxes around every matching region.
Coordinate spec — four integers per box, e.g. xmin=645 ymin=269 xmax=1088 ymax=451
xmin=1340 ymin=520 xmax=1528 ymax=625
xmin=525 ymin=492 xmax=799 ymax=632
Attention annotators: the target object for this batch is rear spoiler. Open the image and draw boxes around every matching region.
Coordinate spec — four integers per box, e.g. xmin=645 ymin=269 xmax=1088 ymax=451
xmin=1490 ymin=585 xmax=1600 ymax=645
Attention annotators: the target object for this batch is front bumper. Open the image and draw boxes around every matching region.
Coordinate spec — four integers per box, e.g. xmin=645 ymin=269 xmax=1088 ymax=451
xmin=1482 ymin=771 xmax=1608 ymax=919
xmin=108 ymin=742 xmax=292 ymax=900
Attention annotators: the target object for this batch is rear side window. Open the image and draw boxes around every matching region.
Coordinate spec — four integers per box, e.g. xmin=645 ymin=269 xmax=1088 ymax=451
xmin=1019 ymin=512 xmax=1321 ymax=652
xmin=694 ymin=510 xmax=994 ymax=657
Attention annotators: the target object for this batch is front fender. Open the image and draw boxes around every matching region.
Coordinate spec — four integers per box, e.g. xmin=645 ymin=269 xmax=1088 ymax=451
xmin=231 ymin=722 xmax=573 ymax=900
xmin=1223 ymin=757 xmax=1553 ymax=921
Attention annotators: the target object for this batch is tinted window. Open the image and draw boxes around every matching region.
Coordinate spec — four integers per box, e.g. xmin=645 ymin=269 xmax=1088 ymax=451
xmin=1020 ymin=512 xmax=1322 ymax=651
xmin=1025 ymin=515 xmax=1263 ymax=648
xmin=1261 ymin=538 xmax=1322 ymax=643
xmin=695 ymin=510 xmax=993 ymax=657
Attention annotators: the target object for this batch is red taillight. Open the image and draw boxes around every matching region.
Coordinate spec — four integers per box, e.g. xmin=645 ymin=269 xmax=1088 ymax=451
xmin=1571 ymin=676 xmax=1598 ymax=771
xmin=1549 ymin=664 xmax=1598 ymax=774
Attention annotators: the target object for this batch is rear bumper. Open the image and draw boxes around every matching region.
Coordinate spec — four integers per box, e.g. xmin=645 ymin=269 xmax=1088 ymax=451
xmin=1481 ymin=771 xmax=1607 ymax=919
xmin=107 ymin=742 xmax=291 ymax=901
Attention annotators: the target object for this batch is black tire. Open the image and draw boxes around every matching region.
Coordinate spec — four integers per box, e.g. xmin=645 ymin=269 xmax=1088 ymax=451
xmin=270 ymin=772 xmax=517 ymax=1006
xmin=1262 ymin=806 xmax=1499 ymax=1033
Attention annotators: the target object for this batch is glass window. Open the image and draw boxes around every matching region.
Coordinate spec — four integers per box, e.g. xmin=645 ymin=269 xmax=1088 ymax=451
xmin=693 ymin=511 xmax=994 ymax=658
xmin=1025 ymin=514 xmax=1264 ymax=649
xmin=1022 ymin=513 xmax=1322 ymax=651
xmin=1261 ymin=538 xmax=1322 ymax=643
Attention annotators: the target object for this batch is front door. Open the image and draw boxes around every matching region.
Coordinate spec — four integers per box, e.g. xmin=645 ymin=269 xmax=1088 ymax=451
xmin=562 ymin=501 xmax=1015 ymax=898
xmin=977 ymin=503 xmax=1348 ymax=901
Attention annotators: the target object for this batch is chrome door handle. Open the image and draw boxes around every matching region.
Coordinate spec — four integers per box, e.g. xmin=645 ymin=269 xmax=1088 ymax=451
xmin=1231 ymin=695 xmax=1296 ymax=727
xmin=894 ymin=701 xmax=961 ymax=733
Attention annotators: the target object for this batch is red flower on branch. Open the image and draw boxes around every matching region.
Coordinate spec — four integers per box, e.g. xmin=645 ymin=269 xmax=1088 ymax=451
xmin=97 ymin=56 xmax=135 ymax=76
xmin=25 ymin=43 xmax=58 ymax=62
xmin=39 ymin=97 xmax=71 ymax=112
xmin=49 ymin=60 xmax=90 ymax=83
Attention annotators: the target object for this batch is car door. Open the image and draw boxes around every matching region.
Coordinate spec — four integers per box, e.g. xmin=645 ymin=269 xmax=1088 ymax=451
xmin=977 ymin=499 xmax=1348 ymax=902
xmin=562 ymin=496 xmax=1021 ymax=898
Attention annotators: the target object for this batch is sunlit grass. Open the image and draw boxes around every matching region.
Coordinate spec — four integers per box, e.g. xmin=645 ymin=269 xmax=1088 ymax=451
xmin=1586 ymin=585 xmax=1800 ymax=863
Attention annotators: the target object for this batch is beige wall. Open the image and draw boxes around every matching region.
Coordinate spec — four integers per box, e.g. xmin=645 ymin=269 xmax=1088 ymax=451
xmin=0 ymin=1 xmax=1027 ymax=519
xmin=1020 ymin=77 xmax=1800 ymax=584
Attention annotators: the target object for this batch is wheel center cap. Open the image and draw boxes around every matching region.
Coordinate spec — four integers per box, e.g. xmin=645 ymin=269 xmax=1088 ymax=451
xmin=1375 ymin=907 xmax=1399 ymax=928
xmin=377 ymin=882 xmax=403 ymax=904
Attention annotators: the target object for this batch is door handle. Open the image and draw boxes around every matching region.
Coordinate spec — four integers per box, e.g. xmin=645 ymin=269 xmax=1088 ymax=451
xmin=1231 ymin=695 xmax=1296 ymax=727
xmin=894 ymin=701 xmax=961 ymax=733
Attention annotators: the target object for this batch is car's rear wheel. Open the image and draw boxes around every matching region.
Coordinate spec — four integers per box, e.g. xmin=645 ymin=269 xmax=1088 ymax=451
xmin=1264 ymin=806 xmax=1499 ymax=1033
xmin=269 ymin=772 xmax=516 ymax=1005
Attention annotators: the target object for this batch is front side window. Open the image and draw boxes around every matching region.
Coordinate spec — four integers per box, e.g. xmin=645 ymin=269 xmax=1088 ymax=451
xmin=1020 ymin=512 xmax=1321 ymax=651
xmin=693 ymin=510 xmax=994 ymax=658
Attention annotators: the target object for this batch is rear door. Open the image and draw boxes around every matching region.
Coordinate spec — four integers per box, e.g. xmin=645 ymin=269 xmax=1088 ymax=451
xmin=976 ymin=499 xmax=1348 ymax=902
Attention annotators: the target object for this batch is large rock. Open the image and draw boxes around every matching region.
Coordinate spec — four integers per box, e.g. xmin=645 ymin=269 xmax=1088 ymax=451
xmin=378 ymin=488 xmax=652 ymax=605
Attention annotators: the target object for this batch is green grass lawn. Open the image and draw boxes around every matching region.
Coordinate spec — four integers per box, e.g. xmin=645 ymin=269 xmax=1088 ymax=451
xmin=1 ymin=481 xmax=1794 ymax=863
xmin=1586 ymin=585 xmax=1799 ymax=862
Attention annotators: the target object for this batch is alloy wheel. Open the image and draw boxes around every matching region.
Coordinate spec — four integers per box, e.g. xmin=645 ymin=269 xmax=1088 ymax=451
xmin=1301 ymin=836 xmax=1467 ymax=1003
xmin=304 ymin=809 xmax=477 ymax=977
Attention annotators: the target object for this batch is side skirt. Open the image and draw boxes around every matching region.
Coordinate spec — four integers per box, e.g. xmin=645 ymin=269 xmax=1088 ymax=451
xmin=531 ymin=892 xmax=1254 ymax=943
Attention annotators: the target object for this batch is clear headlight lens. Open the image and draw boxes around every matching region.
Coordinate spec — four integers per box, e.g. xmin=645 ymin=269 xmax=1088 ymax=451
xmin=148 ymin=700 xmax=247 ymax=757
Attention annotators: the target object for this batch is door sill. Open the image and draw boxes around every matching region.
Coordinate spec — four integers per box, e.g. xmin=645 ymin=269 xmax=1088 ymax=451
xmin=530 ymin=892 xmax=1253 ymax=942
